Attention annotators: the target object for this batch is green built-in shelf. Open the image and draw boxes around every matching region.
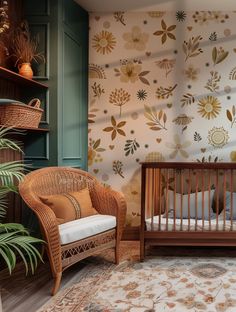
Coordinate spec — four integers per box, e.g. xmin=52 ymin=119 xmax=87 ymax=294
xmin=0 ymin=125 xmax=49 ymax=132
xmin=0 ymin=66 xmax=48 ymax=89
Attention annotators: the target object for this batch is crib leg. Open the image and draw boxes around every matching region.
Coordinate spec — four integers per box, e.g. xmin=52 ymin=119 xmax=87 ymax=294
xmin=140 ymin=239 xmax=145 ymax=262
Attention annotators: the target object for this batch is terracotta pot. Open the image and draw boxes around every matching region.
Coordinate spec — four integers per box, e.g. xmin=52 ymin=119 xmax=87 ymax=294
xmin=18 ymin=62 xmax=33 ymax=79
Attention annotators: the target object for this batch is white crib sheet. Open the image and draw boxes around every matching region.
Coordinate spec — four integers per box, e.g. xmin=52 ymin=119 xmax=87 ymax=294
xmin=146 ymin=214 xmax=235 ymax=231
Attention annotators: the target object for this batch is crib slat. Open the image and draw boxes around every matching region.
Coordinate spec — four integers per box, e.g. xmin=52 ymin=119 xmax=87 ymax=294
xmin=216 ymin=169 xmax=219 ymax=231
xmin=201 ymin=169 xmax=205 ymax=231
xmin=151 ymin=168 xmax=154 ymax=231
xmin=174 ymin=169 xmax=176 ymax=232
xmin=159 ymin=168 xmax=162 ymax=231
xmin=180 ymin=170 xmax=183 ymax=231
xmin=231 ymin=169 xmax=233 ymax=231
xmin=165 ymin=169 xmax=169 ymax=231
xmin=223 ymin=171 xmax=226 ymax=231
xmin=188 ymin=169 xmax=191 ymax=231
xmin=146 ymin=168 xmax=150 ymax=221
xmin=208 ymin=170 xmax=211 ymax=231
xmin=195 ymin=171 xmax=198 ymax=231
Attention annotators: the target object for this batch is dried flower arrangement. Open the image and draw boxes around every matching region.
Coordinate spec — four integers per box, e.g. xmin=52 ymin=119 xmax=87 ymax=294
xmin=0 ymin=0 xmax=9 ymax=33
xmin=0 ymin=0 xmax=10 ymax=66
xmin=12 ymin=21 xmax=44 ymax=67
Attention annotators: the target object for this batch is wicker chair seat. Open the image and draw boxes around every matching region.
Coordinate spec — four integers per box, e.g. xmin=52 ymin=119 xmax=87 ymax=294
xmin=19 ymin=167 xmax=127 ymax=295
xmin=59 ymin=214 xmax=116 ymax=245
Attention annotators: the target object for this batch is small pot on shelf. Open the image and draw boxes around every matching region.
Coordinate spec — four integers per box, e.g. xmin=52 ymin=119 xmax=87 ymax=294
xmin=18 ymin=62 xmax=33 ymax=79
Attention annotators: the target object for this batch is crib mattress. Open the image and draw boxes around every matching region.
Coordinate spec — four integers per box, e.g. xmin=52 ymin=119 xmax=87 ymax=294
xmin=146 ymin=215 xmax=236 ymax=231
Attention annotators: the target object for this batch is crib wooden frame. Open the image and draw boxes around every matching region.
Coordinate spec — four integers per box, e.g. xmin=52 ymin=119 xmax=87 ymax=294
xmin=140 ymin=162 xmax=236 ymax=260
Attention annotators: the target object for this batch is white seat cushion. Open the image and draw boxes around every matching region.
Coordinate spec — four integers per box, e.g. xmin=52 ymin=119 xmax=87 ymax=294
xmin=59 ymin=214 xmax=116 ymax=245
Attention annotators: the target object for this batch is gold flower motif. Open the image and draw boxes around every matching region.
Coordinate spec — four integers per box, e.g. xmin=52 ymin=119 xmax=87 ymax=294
xmin=92 ymin=30 xmax=116 ymax=54
xmin=88 ymin=139 xmax=105 ymax=166
xmin=184 ymin=64 xmax=200 ymax=81
xmin=153 ymin=19 xmax=176 ymax=44
xmin=120 ymin=61 xmax=142 ymax=83
xmin=123 ymin=26 xmax=149 ymax=51
xmin=155 ymin=58 xmax=176 ymax=77
xmin=208 ymin=127 xmax=229 ymax=148
xmin=166 ymin=134 xmax=191 ymax=159
xmin=198 ymin=96 xmax=221 ymax=119
xmin=172 ymin=114 xmax=194 ymax=125
xmin=103 ymin=116 xmax=126 ymax=140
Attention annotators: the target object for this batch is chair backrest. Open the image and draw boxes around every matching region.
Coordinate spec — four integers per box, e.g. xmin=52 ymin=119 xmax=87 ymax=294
xmin=19 ymin=167 xmax=98 ymax=205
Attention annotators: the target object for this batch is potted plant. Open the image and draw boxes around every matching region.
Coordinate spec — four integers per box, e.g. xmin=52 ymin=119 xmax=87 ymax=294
xmin=0 ymin=126 xmax=43 ymax=275
xmin=11 ymin=21 xmax=44 ymax=78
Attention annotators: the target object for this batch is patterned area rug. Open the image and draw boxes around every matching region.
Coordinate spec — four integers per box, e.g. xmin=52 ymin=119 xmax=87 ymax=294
xmin=37 ymin=243 xmax=236 ymax=312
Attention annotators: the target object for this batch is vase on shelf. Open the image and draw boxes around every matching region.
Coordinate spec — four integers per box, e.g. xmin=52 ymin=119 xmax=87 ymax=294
xmin=18 ymin=62 xmax=33 ymax=79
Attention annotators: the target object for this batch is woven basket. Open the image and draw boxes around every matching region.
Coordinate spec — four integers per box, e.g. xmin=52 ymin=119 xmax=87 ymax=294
xmin=0 ymin=98 xmax=43 ymax=128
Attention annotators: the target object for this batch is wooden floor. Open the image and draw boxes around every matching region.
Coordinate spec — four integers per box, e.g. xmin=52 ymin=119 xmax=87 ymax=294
xmin=2 ymin=242 xmax=236 ymax=312
xmin=0 ymin=259 xmax=90 ymax=312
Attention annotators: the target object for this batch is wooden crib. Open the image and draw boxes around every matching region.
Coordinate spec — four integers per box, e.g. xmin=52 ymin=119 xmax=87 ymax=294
xmin=140 ymin=162 xmax=236 ymax=260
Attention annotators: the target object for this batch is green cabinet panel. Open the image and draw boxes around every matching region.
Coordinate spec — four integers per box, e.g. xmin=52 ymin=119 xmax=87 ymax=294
xmin=62 ymin=32 xmax=82 ymax=160
xmin=23 ymin=0 xmax=88 ymax=170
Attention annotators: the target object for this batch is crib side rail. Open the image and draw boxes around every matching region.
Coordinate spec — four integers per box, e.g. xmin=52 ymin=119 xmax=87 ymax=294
xmin=141 ymin=162 xmax=236 ymax=234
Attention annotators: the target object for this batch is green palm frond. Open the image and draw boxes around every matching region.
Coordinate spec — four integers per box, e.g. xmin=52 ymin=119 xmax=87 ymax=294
xmin=0 ymin=230 xmax=43 ymax=274
xmin=0 ymin=127 xmax=44 ymax=274
xmin=0 ymin=206 xmax=6 ymax=219
xmin=0 ymin=126 xmax=24 ymax=153
xmin=0 ymin=161 xmax=25 ymax=186
xmin=0 ymin=222 xmax=27 ymax=233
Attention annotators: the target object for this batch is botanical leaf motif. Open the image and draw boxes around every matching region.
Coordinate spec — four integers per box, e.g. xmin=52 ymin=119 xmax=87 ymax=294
xmin=183 ymin=36 xmax=203 ymax=61
xmin=153 ymin=19 xmax=176 ymax=44
xmin=139 ymin=76 xmax=150 ymax=85
xmin=227 ymin=110 xmax=232 ymax=122
xmin=156 ymin=84 xmax=177 ymax=100
xmin=93 ymin=139 xmax=101 ymax=150
xmin=196 ymin=155 xmax=219 ymax=163
xmin=109 ymin=88 xmax=131 ymax=117
xmin=113 ymin=160 xmax=124 ymax=178
xmin=113 ymin=12 xmax=126 ymax=26
xmin=138 ymin=71 xmax=150 ymax=85
xmin=139 ymin=71 xmax=149 ymax=76
xmin=111 ymin=116 xmax=116 ymax=126
xmin=204 ymin=71 xmax=221 ymax=92
xmin=91 ymin=82 xmax=105 ymax=99
xmin=117 ymin=129 xmax=126 ymax=136
xmin=181 ymin=93 xmax=195 ymax=107
xmin=212 ymin=47 xmax=229 ymax=65
xmin=88 ymin=108 xmax=99 ymax=124
xmin=103 ymin=127 xmax=114 ymax=132
xmin=194 ymin=132 xmax=202 ymax=142
xmin=124 ymin=139 xmax=140 ymax=156
xmin=103 ymin=116 xmax=126 ymax=140
xmin=144 ymin=104 xmax=167 ymax=131
xmin=226 ymin=105 xmax=236 ymax=128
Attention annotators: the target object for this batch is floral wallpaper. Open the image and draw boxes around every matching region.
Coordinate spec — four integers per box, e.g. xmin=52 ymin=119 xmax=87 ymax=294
xmin=88 ymin=11 xmax=236 ymax=226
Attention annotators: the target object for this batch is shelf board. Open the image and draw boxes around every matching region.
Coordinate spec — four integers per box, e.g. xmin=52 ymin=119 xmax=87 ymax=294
xmin=0 ymin=125 xmax=49 ymax=132
xmin=0 ymin=66 xmax=48 ymax=89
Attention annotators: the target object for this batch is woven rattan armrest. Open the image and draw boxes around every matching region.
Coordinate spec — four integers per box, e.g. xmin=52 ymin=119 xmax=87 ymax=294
xmin=91 ymin=184 xmax=127 ymax=241
xmin=19 ymin=190 xmax=62 ymax=274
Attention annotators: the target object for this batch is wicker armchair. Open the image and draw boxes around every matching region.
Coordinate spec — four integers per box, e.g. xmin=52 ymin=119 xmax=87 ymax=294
xmin=19 ymin=167 xmax=127 ymax=295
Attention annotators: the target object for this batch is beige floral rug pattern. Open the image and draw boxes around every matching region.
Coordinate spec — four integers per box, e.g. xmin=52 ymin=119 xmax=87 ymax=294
xmin=38 ymin=249 xmax=236 ymax=312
